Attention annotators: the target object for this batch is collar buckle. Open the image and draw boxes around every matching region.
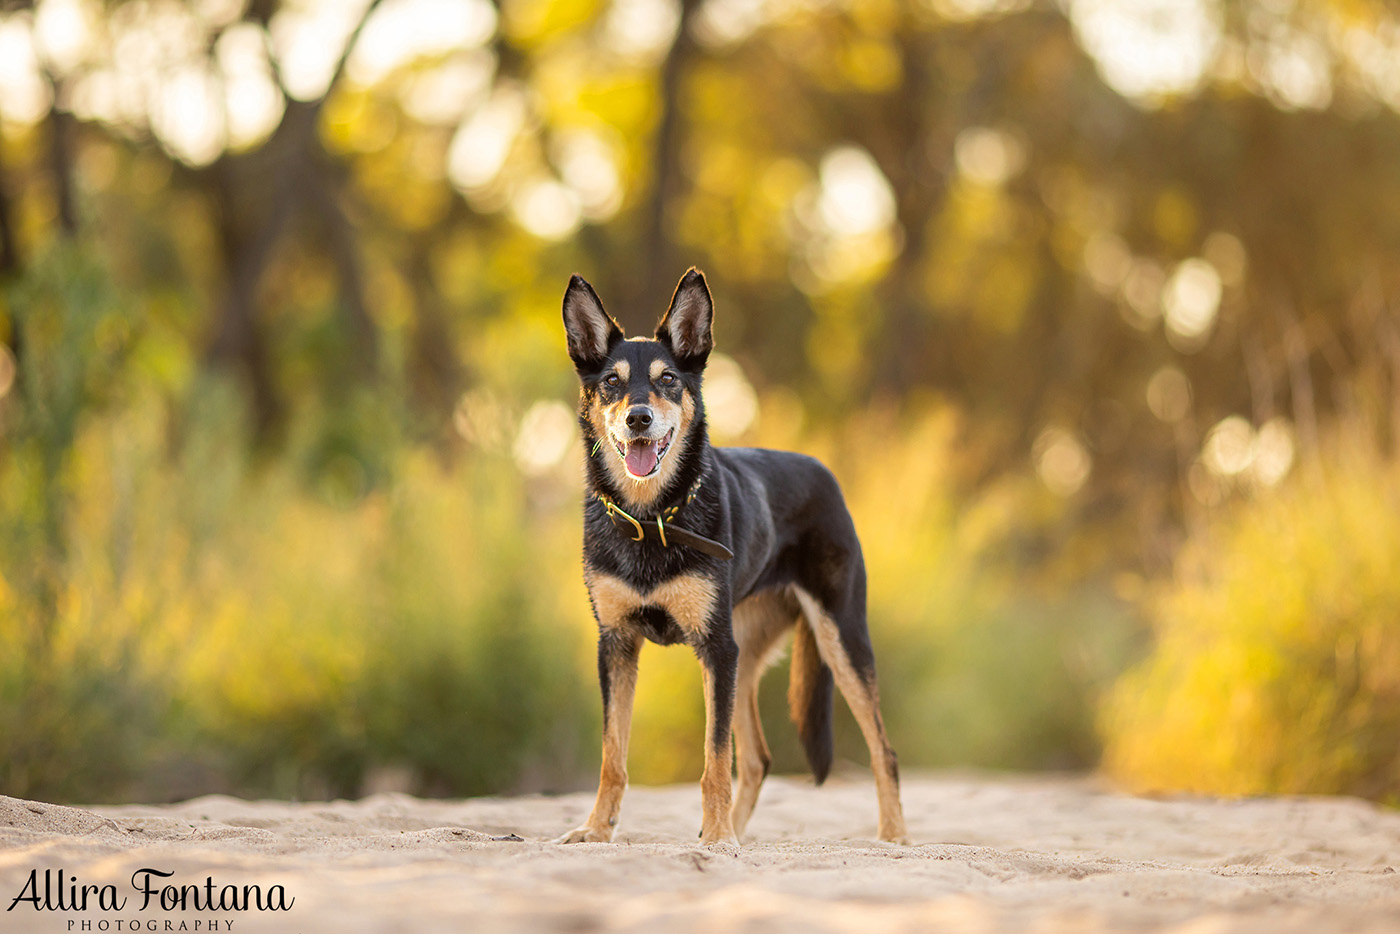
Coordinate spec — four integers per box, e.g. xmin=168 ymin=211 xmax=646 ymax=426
xmin=602 ymin=500 xmax=645 ymax=542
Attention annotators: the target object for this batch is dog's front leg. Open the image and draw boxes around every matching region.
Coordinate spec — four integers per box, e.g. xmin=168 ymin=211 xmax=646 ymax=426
xmin=557 ymin=628 xmax=642 ymax=843
xmin=698 ymin=628 xmax=739 ymax=847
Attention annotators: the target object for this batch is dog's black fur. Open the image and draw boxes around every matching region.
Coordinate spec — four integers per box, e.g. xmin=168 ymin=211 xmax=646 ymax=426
xmin=556 ymin=269 xmax=905 ymax=846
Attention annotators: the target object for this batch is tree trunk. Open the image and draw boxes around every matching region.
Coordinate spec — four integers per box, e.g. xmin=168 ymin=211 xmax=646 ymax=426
xmin=634 ymin=0 xmax=702 ymax=330
xmin=46 ymin=84 xmax=78 ymax=236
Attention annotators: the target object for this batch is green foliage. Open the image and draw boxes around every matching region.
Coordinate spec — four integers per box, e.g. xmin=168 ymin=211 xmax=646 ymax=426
xmin=0 ymin=245 xmax=162 ymax=801
xmin=1101 ymin=446 xmax=1400 ymax=801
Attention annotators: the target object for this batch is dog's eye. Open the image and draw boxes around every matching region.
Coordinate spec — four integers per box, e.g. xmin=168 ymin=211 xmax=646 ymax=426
xmin=604 ymin=373 xmax=621 ymax=388
xmin=658 ymin=372 xmax=676 ymax=386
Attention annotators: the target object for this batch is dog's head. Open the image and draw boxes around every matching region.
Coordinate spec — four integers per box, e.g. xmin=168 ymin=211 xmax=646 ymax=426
xmin=562 ymin=268 xmax=713 ymax=506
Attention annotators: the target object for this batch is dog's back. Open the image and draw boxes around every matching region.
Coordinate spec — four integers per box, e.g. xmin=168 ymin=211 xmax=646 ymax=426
xmin=712 ymin=447 xmax=865 ymax=613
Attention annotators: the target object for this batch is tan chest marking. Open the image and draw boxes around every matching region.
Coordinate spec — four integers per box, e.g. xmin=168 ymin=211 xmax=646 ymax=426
xmin=584 ymin=570 xmax=718 ymax=638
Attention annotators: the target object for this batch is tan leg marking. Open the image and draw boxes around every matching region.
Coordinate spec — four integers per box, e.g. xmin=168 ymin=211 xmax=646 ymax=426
xmin=788 ymin=610 xmax=823 ymax=727
xmin=699 ymin=666 xmax=737 ymax=846
xmin=793 ymin=587 xmax=908 ymax=844
xmin=557 ymin=631 xmax=642 ymax=844
xmin=730 ymin=590 xmax=798 ymax=838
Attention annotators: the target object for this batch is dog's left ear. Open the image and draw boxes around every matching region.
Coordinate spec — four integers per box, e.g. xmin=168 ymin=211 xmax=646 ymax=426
xmin=563 ymin=274 xmax=625 ymax=373
xmin=656 ymin=268 xmax=713 ymax=370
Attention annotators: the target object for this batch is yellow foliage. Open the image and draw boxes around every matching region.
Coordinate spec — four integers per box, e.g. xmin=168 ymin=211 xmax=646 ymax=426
xmin=1101 ymin=444 xmax=1400 ymax=800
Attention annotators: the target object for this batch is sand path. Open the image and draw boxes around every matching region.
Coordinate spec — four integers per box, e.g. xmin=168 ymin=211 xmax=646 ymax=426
xmin=2 ymin=774 xmax=1398 ymax=932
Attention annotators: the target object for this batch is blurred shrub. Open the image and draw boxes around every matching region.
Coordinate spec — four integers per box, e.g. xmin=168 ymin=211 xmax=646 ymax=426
xmin=181 ymin=447 xmax=596 ymax=799
xmin=835 ymin=406 xmax=1134 ymax=773
xmin=1 ymin=405 xmax=598 ymax=802
xmin=1101 ymin=445 xmax=1400 ymax=801
xmin=0 ymin=247 xmax=596 ymax=803
xmin=0 ymin=245 xmax=167 ymax=802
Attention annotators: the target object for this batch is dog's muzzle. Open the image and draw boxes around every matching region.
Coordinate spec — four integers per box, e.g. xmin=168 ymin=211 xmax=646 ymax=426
xmin=614 ymin=427 xmax=674 ymax=479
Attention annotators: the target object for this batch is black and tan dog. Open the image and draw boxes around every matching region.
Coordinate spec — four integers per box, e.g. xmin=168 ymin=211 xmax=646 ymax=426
xmin=555 ymin=268 xmax=906 ymax=847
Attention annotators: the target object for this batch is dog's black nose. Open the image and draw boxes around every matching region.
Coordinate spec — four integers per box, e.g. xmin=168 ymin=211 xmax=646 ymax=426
xmin=626 ymin=406 xmax=653 ymax=431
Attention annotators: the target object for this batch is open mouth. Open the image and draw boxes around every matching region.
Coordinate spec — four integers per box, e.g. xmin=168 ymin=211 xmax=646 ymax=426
xmin=614 ymin=428 xmax=675 ymax=479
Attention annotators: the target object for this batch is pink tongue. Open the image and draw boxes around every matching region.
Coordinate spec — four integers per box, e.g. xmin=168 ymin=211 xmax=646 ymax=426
xmin=625 ymin=441 xmax=659 ymax=477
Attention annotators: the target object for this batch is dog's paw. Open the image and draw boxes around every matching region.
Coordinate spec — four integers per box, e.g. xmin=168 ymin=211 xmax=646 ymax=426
xmin=701 ymin=838 xmax=740 ymax=856
xmin=698 ymin=826 xmax=740 ymax=853
xmin=554 ymin=825 xmax=613 ymax=844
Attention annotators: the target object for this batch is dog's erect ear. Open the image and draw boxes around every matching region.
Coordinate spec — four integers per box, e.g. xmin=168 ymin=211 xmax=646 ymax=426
xmin=656 ymin=268 xmax=713 ymax=369
xmin=562 ymin=275 xmax=624 ymax=373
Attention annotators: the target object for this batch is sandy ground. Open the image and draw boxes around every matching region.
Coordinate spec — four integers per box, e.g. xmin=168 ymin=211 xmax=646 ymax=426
xmin=1 ymin=773 xmax=1398 ymax=933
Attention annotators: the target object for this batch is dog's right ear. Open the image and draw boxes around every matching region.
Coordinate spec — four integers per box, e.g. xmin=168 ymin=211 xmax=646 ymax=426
xmin=656 ymin=267 xmax=713 ymax=371
xmin=562 ymin=275 xmax=624 ymax=373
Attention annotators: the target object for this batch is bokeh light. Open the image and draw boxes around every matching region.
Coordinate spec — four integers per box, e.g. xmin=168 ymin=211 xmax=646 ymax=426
xmin=1069 ymin=0 xmax=1222 ymax=102
xmin=1203 ymin=415 xmax=1255 ymax=477
xmin=1034 ymin=427 xmax=1092 ymax=496
xmin=1146 ymin=366 xmax=1192 ymax=423
xmin=1163 ymin=258 xmax=1222 ymax=347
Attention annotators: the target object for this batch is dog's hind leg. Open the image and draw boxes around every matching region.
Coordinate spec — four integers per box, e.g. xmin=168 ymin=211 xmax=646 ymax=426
xmin=729 ymin=590 xmax=797 ymax=839
xmin=793 ymin=586 xmax=908 ymax=844
xmin=557 ymin=628 xmax=642 ymax=843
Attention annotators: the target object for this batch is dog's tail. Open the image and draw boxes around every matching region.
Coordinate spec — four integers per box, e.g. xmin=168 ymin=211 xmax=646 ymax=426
xmin=788 ymin=618 xmax=834 ymax=785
